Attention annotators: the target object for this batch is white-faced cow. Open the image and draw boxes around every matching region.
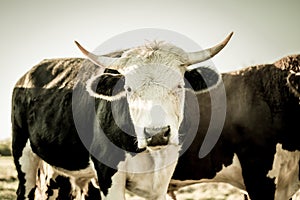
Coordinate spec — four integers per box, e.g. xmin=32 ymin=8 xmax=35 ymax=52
xmin=11 ymin=33 xmax=233 ymax=199
xmin=169 ymin=54 xmax=300 ymax=200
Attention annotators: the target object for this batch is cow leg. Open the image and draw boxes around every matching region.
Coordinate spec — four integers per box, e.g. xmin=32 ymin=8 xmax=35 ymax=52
xmin=12 ymin=123 xmax=41 ymax=200
xmin=168 ymin=191 xmax=177 ymax=200
xmin=92 ymin=156 xmax=125 ymax=200
xmin=48 ymin=175 xmax=75 ymax=200
xmin=238 ymin=150 xmax=276 ymax=200
xmin=12 ymin=120 xmax=27 ymax=199
xmin=16 ymin=140 xmax=41 ymax=199
xmin=85 ymin=179 xmax=101 ymax=200
xmin=46 ymin=172 xmax=100 ymax=200
xmin=104 ymin=171 xmax=126 ymax=200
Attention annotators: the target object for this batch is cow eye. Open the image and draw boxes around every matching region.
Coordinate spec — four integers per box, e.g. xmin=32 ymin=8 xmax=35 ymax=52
xmin=177 ymin=85 xmax=183 ymax=89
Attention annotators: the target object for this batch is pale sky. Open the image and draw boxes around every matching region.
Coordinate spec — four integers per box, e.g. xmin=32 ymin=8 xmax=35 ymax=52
xmin=1 ymin=0 xmax=300 ymax=139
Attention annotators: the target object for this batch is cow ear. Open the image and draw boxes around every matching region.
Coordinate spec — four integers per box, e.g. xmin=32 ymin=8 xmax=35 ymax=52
xmin=86 ymin=71 xmax=126 ymax=101
xmin=287 ymin=70 xmax=300 ymax=97
xmin=184 ymin=67 xmax=221 ymax=93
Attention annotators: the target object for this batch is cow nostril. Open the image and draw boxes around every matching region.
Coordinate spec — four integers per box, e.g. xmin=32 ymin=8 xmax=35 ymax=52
xmin=145 ymin=126 xmax=171 ymax=147
xmin=163 ymin=128 xmax=170 ymax=138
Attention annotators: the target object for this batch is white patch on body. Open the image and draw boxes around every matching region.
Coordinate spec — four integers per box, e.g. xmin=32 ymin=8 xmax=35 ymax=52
xmin=105 ymin=170 xmax=127 ymax=200
xmin=208 ymin=153 xmax=246 ymax=191
xmin=19 ymin=141 xmax=98 ymax=199
xmin=267 ymin=143 xmax=300 ymax=200
xmin=44 ymin=160 xmax=98 ymax=199
xmin=53 ymin=161 xmax=97 ymax=190
xmin=19 ymin=140 xmax=41 ymax=199
xmin=36 ymin=160 xmax=57 ymax=200
xmin=169 ymin=154 xmax=248 ymax=196
xmin=106 ymin=145 xmax=180 ymax=200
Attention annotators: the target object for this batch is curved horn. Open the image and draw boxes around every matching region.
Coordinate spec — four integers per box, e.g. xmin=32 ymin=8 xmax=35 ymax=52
xmin=74 ymin=41 xmax=118 ymax=69
xmin=186 ymin=32 xmax=233 ymax=67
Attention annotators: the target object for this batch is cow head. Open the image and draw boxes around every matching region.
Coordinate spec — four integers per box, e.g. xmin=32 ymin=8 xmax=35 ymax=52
xmin=75 ymin=32 xmax=233 ymax=150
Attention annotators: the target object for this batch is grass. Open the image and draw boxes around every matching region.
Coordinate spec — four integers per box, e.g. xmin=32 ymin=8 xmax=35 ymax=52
xmin=0 ymin=140 xmax=248 ymax=200
xmin=0 ymin=156 xmax=17 ymax=200
xmin=0 ymin=156 xmax=247 ymax=200
xmin=0 ymin=139 xmax=12 ymax=156
xmin=1 ymin=139 xmax=299 ymax=200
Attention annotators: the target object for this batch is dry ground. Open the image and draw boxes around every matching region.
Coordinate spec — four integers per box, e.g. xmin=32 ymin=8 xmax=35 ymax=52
xmin=1 ymin=156 xmax=299 ymax=200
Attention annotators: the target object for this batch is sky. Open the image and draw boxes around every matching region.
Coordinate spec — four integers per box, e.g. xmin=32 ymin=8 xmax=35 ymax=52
xmin=1 ymin=0 xmax=300 ymax=140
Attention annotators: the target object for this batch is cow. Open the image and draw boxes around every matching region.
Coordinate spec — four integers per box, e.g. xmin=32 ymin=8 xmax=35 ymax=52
xmin=168 ymin=54 xmax=300 ymax=200
xmin=11 ymin=32 xmax=233 ymax=199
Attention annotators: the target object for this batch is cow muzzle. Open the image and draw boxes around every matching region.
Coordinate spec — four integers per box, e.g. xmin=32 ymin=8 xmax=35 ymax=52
xmin=144 ymin=126 xmax=171 ymax=147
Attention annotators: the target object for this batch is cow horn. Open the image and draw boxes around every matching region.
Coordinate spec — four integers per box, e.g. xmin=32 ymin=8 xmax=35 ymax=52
xmin=186 ymin=32 xmax=233 ymax=67
xmin=75 ymin=41 xmax=118 ymax=69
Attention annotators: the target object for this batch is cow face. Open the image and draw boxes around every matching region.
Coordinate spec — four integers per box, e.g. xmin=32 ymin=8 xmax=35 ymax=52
xmin=122 ymin=64 xmax=185 ymax=149
xmin=75 ymin=32 xmax=232 ymax=150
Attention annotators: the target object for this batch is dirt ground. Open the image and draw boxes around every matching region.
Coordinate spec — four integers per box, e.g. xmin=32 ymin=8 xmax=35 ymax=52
xmin=1 ymin=156 xmax=299 ymax=200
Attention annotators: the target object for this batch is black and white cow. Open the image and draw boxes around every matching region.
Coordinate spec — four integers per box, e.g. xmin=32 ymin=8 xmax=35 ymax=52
xmin=169 ymin=54 xmax=300 ymax=200
xmin=11 ymin=33 xmax=233 ymax=199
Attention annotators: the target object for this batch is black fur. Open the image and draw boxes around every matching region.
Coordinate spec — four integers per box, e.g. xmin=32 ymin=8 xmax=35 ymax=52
xmin=172 ymin=54 xmax=300 ymax=200
xmin=11 ymin=58 xmax=138 ymax=199
xmin=184 ymin=67 xmax=220 ymax=91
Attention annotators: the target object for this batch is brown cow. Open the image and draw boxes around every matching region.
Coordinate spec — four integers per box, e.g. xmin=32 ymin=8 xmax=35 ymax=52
xmin=170 ymin=54 xmax=300 ymax=200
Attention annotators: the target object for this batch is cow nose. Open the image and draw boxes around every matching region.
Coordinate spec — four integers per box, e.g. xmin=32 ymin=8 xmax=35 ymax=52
xmin=144 ymin=126 xmax=171 ymax=146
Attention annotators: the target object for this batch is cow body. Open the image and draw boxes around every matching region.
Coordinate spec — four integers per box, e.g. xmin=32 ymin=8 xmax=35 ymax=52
xmin=171 ymin=54 xmax=300 ymax=200
xmin=12 ymin=57 xmax=181 ymax=199
xmin=12 ymin=35 xmax=232 ymax=199
xmin=12 ymin=58 xmax=97 ymax=199
xmin=11 ymin=57 xmax=175 ymax=199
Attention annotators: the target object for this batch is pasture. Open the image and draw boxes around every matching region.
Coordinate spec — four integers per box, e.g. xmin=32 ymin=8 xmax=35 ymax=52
xmin=0 ymin=156 xmax=247 ymax=200
xmin=0 ymin=140 xmax=299 ymax=199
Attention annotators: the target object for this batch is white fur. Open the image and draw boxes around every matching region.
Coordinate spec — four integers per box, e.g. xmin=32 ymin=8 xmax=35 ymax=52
xmin=52 ymin=162 xmax=97 ymax=199
xmin=124 ymin=64 xmax=185 ymax=149
xmin=169 ymin=153 xmax=246 ymax=194
xmin=267 ymin=143 xmax=300 ymax=200
xmin=106 ymin=145 xmax=180 ymax=200
xmin=19 ymin=141 xmax=41 ymax=199
xmin=41 ymin=160 xmax=97 ymax=200
xmin=86 ymin=73 xmax=127 ymax=101
xmin=168 ymin=154 xmax=249 ymax=199
xmin=19 ymin=141 xmax=98 ymax=199
xmin=105 ymin=171 xmax=127 ymax=200
xmin=115 ymin=42 xmax=188 ymax=73
xmin=36 ymin=160 xmax=58 ymax=200
xmin=194 ymin=154 xmax=246 ymax=191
